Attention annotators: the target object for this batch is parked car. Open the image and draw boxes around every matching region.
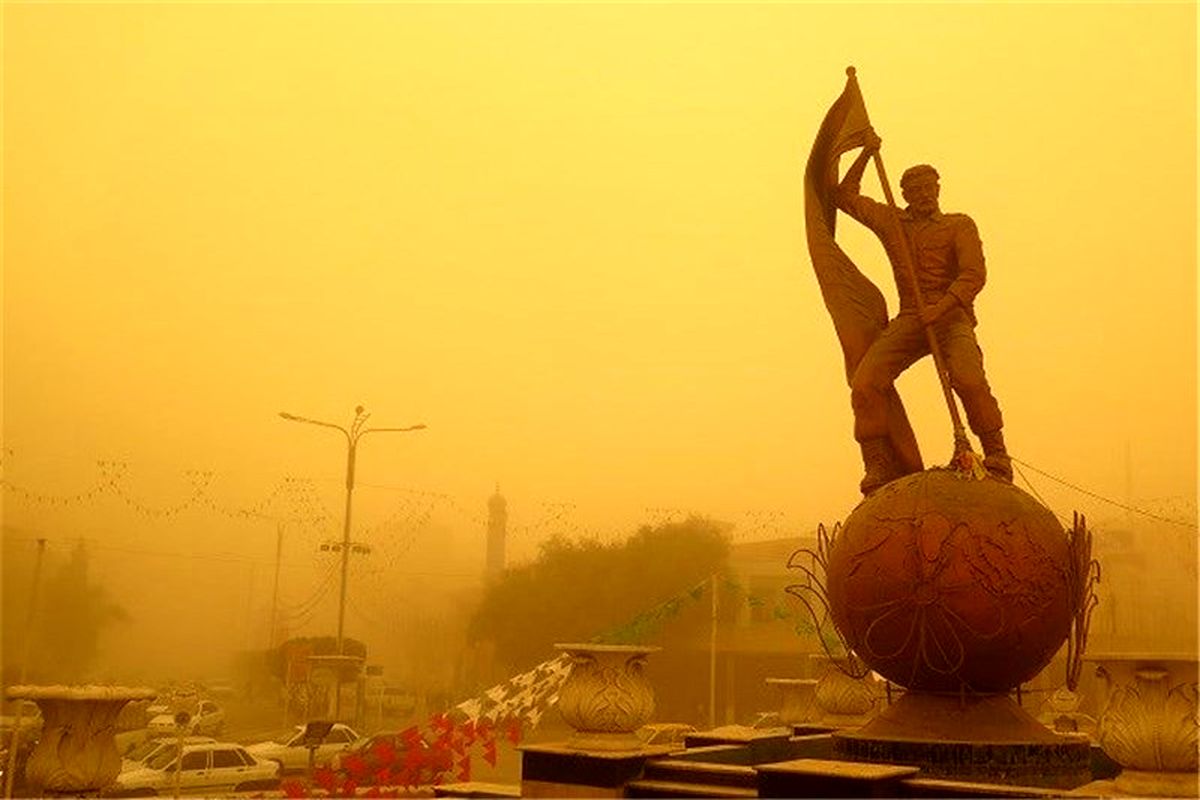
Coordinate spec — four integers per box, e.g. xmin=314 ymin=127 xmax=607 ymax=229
xmin=120 ymin=736 xmax=216 ymax=773
xmin=146 ymin=700 xmax=225 ymax=737
xmin=114 ymin=728 xmax=150 ymax=760
xmin=199 ymin=680 xmax=236 ymax=698
xmin=145 ymin=687 xmax=198 ymax=719
xmin=110 ymin=741 xmax=279 ymax=796
xmin=143 ymin=702 xmax=172 ymax=720
xmin=245 ymin=722 xmax=359 ymax=773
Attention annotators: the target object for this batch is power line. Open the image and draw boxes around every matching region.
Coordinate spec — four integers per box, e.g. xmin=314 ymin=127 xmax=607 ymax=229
xmin=1011 ymin=456 xmax=1197 ymax=529
xmin=275 ymin=561 xmax=340 ymax=617
xmin=0 ymin=534 xmax=320 ymax=568
xmin=1012 ymin=462 xmax=1070 ymax=528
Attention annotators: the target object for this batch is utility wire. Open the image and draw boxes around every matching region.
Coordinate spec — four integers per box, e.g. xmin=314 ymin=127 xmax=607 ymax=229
xmin=1012 ymin=456 xmax=1196 ymax=529
xmin=0 ymin=534 xmax=319 ymax=568
xmin=275 ymin=562 xmax=340 ymax=618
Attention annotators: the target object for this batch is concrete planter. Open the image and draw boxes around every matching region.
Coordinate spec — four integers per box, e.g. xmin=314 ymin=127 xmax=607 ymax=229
xmin=810 ymin=654 xmax=878 ymax=728
xmin=1089 ymin=653 xmax=1199 ymax=797
xmin=554 ymin=643 xmax=660 ymax=751
xmin=765 ymin=678 xmax=819 ymax=725
xmin=7 ymin=685 xmax=157 ymax=796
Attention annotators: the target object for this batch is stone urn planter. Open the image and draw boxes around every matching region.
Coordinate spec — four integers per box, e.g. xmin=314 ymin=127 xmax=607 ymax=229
xmin=765 ymin=678 xmax=819 ymax=726
xmin=810 ymin=653 xmax=878 ymax=728
xmin=6 ymin=685 xmax=157 ymax=796
xmin=554 ymin=643 xmax=660 ymax=751
xmin=1088 ymin=654 xmax=1198 ymax=797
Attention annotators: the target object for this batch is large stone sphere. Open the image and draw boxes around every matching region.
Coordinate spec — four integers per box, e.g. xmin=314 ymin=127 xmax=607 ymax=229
xmin=826 ymin=469 xmax=1073 ymax=693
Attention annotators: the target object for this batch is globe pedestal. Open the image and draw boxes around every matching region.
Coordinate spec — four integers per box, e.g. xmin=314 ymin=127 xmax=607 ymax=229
xmin=820 ymin=469 xmax=1093 ymax=788
xmin=832 ymin=692 xmax=1092 ymax=788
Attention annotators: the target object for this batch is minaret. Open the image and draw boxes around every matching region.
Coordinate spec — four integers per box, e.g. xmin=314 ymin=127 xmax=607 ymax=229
xmin=486 ymin=484 xmax=507 ymax=578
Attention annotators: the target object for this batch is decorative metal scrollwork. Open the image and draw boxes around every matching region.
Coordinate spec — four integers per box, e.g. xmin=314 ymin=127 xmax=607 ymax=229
xmin=785 ymin=522 xmax=869 ymax=679
xmin=1065 ymin=511 xmax=1101 ymax=691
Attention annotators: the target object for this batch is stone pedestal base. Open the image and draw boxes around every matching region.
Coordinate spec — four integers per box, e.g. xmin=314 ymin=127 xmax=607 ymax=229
xmin=518 ymin=742 xmax=671 ymax=799
xmin=832 ymin=692 xmax=1092 ymax=789
xmin=564 ymin=730 xmax=644 ymax=752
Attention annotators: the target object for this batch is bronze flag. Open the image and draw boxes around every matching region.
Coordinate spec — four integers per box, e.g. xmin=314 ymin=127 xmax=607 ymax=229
xmin=804 ymin=68 xmax=922 ymax=475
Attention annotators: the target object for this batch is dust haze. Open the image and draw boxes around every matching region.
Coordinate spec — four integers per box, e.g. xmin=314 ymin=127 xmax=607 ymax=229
xmin=3 ymin=1 xmax=1195 ymax=725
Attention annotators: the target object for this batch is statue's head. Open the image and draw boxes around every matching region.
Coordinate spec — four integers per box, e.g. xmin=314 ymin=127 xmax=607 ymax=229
xmin=900 ymin=164 xmax=940 ymax=217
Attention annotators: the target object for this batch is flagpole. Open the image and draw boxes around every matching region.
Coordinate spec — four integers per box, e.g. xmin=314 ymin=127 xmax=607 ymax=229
xmin=853 ymin=68 xmax=983 ymax=473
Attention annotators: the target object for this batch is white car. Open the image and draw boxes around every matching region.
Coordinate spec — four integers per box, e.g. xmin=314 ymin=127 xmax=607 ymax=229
xmin=146 ymin=700 xmax=225 ymax=737
xmin=112 ymin=742 xmax=279 ymax=796
xmin=120 ymin=736 xmax=215 ymax=773
xmin=245 ymin=722 xmax=359 ymax=773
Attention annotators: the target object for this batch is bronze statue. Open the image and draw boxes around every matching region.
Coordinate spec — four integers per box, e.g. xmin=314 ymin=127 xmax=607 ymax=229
xmin=805 ymin=68 xmax=1010 ymax=495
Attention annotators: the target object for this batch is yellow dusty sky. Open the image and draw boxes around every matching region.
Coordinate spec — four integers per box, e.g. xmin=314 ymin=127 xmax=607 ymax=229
xmin=2 ymin=2 xmax=1196 ymax=675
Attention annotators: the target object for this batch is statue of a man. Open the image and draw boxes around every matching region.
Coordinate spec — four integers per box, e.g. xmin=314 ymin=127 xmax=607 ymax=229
xmin=836 ymin=129 xmax=1010 ymax=494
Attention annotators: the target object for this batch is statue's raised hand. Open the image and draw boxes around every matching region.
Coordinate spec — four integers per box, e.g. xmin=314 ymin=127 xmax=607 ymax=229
xmin=862 ymin=129 xmax=882 ymax=153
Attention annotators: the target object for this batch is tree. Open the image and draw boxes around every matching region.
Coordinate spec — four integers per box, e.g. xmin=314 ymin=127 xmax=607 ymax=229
xmin=24 ymin=541 xmax=129 ymax=683
xmin=468 ymin=517 xmax=730 ymax=671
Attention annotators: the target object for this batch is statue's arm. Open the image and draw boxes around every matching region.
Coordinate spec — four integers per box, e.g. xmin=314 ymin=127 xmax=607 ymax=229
xmin=839 ymin=143 xmax=874 ymax=193
xmin=835 ymin=135 xmax=887 ymax=230
xmin=947 ymin=216 xmax=987 ymax=309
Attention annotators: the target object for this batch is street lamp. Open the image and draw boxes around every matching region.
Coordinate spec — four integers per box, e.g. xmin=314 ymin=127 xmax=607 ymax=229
xmin=278 ymin=406 xmax=426 ymax=657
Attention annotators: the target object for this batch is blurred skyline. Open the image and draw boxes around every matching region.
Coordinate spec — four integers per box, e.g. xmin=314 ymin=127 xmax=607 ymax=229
xmin=3 ymin=2 xmax=1196 ymax=679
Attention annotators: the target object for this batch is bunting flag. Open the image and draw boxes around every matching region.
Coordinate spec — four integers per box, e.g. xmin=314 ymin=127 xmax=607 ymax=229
xmin=448 ymin=576 xmax=821 ymax=735
xmin=452 ymin=655 xmax=572 ymax=729
xmin=804 ymin=67 xmax=922 ymax=475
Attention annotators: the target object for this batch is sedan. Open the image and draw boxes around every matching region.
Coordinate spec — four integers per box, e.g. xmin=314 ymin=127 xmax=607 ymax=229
xmin=111 ymin=742 xmax=279 ymax=796
xmin=120 ymin=736 xmax=215 ymax=774
xmin=244 ymin=722 xmax=359 ymax=773
xmin=146 ymin=700 xmax=225 ymax=738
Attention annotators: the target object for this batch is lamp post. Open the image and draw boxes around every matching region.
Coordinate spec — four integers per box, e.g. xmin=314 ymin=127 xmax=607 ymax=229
xmin=279 ymin=406 xmax=426 ymax=657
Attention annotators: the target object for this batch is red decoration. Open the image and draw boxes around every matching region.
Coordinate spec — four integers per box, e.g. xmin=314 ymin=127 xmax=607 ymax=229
xmin=313 ymin=766 xmax=336 ymax=791
xmin=281 ymin=778 xmax=308 ymax=798
xmin=279 ymin=711 xmax=508 ymax=797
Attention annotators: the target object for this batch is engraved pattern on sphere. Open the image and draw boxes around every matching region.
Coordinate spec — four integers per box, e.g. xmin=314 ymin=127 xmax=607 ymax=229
xmin=825 ymin=471 xmax=1073 ymax=692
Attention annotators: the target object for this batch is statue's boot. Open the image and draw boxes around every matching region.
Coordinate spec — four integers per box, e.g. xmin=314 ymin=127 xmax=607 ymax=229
xmin=979 ymin=429 xmax=1013 ymax=482
xmin=859 ymin=438 xmax=904 ymax=496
